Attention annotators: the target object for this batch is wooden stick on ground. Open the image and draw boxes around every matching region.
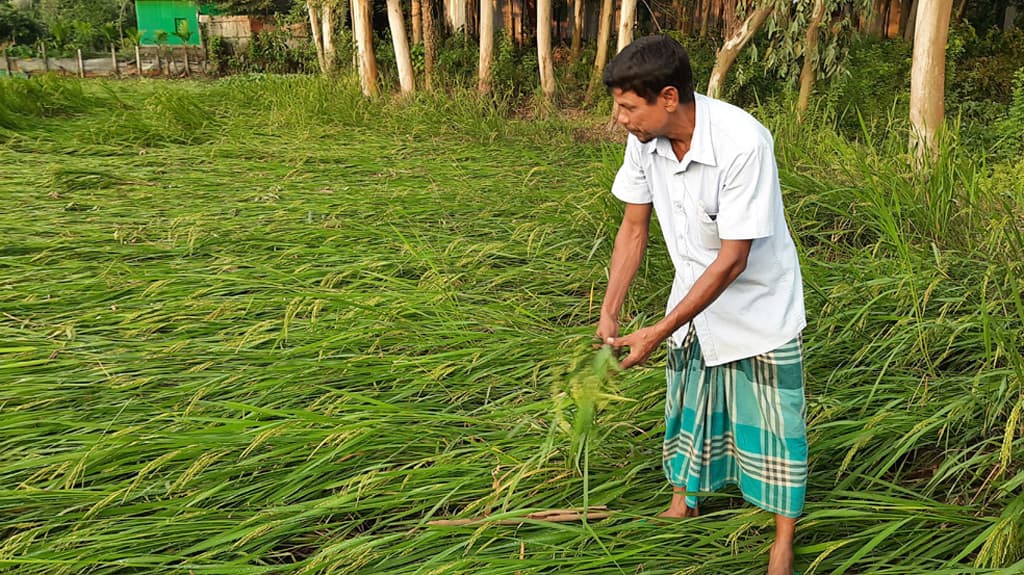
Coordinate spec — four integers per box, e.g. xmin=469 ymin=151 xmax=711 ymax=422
xmin=427 ymin=506 xmax=612 ymax=526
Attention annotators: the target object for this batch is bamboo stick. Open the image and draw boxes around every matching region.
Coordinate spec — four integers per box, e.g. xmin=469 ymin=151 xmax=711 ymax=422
xmin=428 ymin=506 xmax=611 ymax=526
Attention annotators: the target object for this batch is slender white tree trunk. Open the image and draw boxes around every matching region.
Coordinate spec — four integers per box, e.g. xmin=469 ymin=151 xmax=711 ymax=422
xmin=322 ymin=1 xmax=336 ymax=73
xmin=616 ymin=0 xmax=637 ymax=53
xmin=606 ymin=0 xmax=638 ymax=123
xmin=352 ymin=0 xmax=379 ymax=95
xmin=308 ymin=0 xmax=327 ymax=74
xmin=706 ymin=5 xmax=772 ymax=99
xmin=909 ymin=0 xmax=953 ymax=166
xmin=479 ymin=0 xmax=495 ymax=93
xmin=537 ymin=0 xmax=556 ymax=102
xmin=387 ymin=0 xmax=417 ymax=94
xmin=587 ymin=0 xmax=613 ymax=98
xmin=446 ymin=0 xmax=467 ymax=31
xmin=797 ymin=0 xmax=826 ymax=120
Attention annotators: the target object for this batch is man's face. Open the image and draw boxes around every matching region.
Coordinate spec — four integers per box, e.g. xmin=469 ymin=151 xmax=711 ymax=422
xmin=611 ymin=88 xmax=669 ymax=143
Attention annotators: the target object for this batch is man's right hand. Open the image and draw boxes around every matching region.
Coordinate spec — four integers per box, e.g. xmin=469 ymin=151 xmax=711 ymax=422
xmin=595 ymin=315 xmax=619 ymax=348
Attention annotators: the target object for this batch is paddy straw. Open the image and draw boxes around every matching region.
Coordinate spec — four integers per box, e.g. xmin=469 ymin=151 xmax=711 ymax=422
xmin=0 ymin=75 xmax=1022 ymax=574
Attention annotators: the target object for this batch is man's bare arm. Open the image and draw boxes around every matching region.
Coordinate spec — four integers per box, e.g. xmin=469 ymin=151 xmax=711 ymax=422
xmin=610 ymin=238 xmax=752 ymax=368
xmin=596 ymin=203 xmax=652 ymax=342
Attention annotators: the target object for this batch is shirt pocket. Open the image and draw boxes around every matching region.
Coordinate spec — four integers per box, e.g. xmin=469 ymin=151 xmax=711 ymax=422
xmin=697 ymin=200 xmax=721 ymax=249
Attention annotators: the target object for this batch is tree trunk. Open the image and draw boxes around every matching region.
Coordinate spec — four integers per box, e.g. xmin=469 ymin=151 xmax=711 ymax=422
xmin=699 ymin=0 xmax=711 ymax=36
xmin=676 ymin=0 xmax=690 ymax=34
xmin=479 ymin=0 xmax=495 ymax=93
xmin=587 ymin=0 xmax=614 ymax=99
xmin=537 ymin=0 xmax=556 ymax=102
xmin=706 ymin=5 xmax=772 ymax=99
xmin=866 ymin=0 xmax=887 ymax=36
xmin=423 ymin=0 xmax=436 ymax=90
xmin=322 ymin=2 xmax=336 ymax=74
xmin=909 ymin=0 xmax=952 ymax=166
xmin=1005 ymin=5 xmax=1018 ymax=30
xmin=898 ymin=0 xmax=910 ymax=36
xmin=706 ymin=0 xmax=722 ymax=36
xmin=606 ymin=0 xmax=638 ymax=123
xmin=502 ymin=0 xmax=513 ymax=42
xmin=412 ymin=0 xmax=423 ymax=43
xmin=570 ymin=0 xmax=584 ymax=62
xmin=387 ymin=0 xmax=416 ymax=94
xmin=882 ymin=0 xmax=895 ymax=38
xmin=307 ymin=1 xmax=327 ymax=74
xmin=616 ymin=0 xmax=637 ymax=52
xmin=447 ymin=0 xmax=467 ymax=31
xmin=352 ymin=0 xmax=379 ymax=95
xmin=903 ymin=0 xmax=919 ymax=41
xmin=797 ymin=0 xmax=826 ymax=120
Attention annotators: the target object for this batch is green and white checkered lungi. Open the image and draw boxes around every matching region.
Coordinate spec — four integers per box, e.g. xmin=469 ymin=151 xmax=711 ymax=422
xmin=663 ymin=328 xmax=808 ymax=518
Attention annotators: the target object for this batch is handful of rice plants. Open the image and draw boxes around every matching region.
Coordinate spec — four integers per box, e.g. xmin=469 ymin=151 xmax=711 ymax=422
xmin=552 ymin=344 xmax=628 ymax=474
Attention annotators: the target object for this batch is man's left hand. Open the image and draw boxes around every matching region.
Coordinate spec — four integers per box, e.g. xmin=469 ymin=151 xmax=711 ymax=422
xmin=606 ymin=325 xmax=667 ymax=369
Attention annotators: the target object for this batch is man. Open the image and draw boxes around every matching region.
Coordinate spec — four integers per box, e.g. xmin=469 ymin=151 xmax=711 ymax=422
xmin=595 ymin=35 xmax=808 ymax=575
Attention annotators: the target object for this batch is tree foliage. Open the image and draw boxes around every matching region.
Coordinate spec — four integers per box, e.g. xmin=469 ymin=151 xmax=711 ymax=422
xmin=35 ymin=0 xmax=123 ymax=28
xmin=214 ymin=0 xmax=294 ymax=15
xmin=0 ymin=4 xmax=46 ymax=46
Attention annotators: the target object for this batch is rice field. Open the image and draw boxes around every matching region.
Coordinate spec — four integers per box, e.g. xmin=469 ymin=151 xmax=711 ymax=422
xmin=1 ymin=75 xmax=1023 ymax=574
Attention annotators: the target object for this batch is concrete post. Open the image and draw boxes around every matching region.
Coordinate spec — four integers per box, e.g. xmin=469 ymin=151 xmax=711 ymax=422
xmin=42 ymin=44 xmax=49 ymax=72
xmin=111 ymin=45 xmax=119 ymax=77
xmin=77 ymin=49 xmax=84 ymax=78
xmin=135 ymin=45 xmax=142 ymax=77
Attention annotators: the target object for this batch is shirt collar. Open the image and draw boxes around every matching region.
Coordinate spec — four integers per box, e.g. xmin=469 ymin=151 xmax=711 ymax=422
xmin=646 ymin=93 xmax=717 ymax=169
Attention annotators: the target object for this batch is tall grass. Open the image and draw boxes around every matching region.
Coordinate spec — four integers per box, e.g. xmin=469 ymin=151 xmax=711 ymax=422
xmin=0 ymin=76 xmax=1021 ymax=574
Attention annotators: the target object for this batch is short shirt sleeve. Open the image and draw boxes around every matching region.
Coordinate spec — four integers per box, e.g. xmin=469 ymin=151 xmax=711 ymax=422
xmin=716 ymin=139 xmax=779 ymax=240
xmin=611 ymin=134 xmax=653 ymax=204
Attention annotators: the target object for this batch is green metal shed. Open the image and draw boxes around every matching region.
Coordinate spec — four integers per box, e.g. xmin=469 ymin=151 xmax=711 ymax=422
xmin=135 ymin=0 xmax=202 ymax=46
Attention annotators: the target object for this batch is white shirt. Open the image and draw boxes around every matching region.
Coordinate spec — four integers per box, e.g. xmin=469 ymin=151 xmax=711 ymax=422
xmin=611 ymin=93 xmax=805 ymax=366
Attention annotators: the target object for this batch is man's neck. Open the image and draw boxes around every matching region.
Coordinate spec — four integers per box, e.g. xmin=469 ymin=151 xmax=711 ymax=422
xmin=665 ymin=101 xmax=697 ymax=162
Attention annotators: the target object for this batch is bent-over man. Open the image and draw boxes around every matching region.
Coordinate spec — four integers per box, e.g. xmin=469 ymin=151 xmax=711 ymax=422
xmin=595 ymin=35 xmax=808 ymax=575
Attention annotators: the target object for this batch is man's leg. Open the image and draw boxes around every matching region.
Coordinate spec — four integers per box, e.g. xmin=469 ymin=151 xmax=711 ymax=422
xmin=768 ymin=514 xmax=796 ymax=575
xmin=658 ymin=486 xmax=699 ymax=518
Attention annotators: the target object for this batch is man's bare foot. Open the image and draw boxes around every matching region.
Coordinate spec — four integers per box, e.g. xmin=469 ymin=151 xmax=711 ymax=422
xmin=657 ymin=492 xmax=697 ymax=518
xmin=657 ymin=506 xmax=689 ymax=518
xmin=767 ymin=542 xmax=794 ymax=575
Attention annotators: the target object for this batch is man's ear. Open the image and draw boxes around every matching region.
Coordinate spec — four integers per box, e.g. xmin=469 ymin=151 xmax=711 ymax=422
xmin=660 ymin=86 xmax=679 ymax=112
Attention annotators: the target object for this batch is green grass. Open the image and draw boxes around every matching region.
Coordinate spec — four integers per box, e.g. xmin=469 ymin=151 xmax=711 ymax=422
xmin=1 ymin=74 xmax=1022 ymax=574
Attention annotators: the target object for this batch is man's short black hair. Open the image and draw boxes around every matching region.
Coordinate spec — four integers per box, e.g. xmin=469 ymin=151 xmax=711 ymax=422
xmin=603 ymin=35 xmax=695 ymax=104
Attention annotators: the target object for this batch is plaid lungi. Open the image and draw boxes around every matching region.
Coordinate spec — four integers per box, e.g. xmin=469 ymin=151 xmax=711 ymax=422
xmin=662 ymin=328 xmax=808 ymax=518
